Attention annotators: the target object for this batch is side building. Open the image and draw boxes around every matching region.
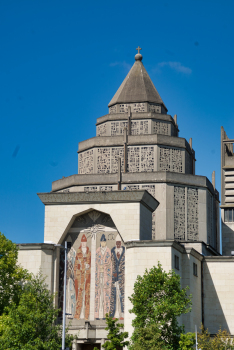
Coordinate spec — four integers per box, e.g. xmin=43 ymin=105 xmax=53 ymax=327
xmin=17 ymin=49 xmax=234 ymax=350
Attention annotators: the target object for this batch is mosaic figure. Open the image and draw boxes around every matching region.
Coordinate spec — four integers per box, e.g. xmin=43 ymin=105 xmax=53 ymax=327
xmin=110 ymin=234 xmax=125 ymax=320
xmin=74 ymin=234 xmax=91 ymax=320
xmin=95 ymin=233 xmax=112 ymax=319
xmin=66 ymin=245 xmax=76 ymax=317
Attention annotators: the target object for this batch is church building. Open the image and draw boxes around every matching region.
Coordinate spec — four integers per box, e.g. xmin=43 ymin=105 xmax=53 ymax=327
xmin=18 ymin=48 xmax=234 ymax=350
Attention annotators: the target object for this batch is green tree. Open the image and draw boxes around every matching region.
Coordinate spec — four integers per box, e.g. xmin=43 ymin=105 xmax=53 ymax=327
xmin=129 ymin=263 xmax=192 ymax=350
xmin=94 ymin=314 xmax=129 ymax=350
xmin=0 ymin=272 xmax=75 ymax=349
xmin=0 ymin=232 xmax=29 ymax=315
xmin=178 ymin=332 xmax=195 ymax=350
xmin=198 ymin=326 xmax=234 ymax=350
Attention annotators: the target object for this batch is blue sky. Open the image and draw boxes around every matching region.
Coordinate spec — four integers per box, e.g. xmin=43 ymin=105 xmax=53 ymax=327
xmin=1 ymin=0 xmax=234 ymax=243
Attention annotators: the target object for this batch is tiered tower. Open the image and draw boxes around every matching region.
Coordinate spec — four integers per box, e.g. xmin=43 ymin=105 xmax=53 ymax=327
xmin=52 ymin=48 xmax=220 ymax=252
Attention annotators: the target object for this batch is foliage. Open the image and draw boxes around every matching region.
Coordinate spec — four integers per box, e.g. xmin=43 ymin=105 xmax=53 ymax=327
xmin=0 ymin=272 xmax=75 ymax=349
xmin=128 ymin=263 xmax=192 ymax=350
xmin=94 ymin=314 xmax=129 ymax=350
xmin=129 ymin=323 xmax=173 ymax=350
xmin=0 ymin=232 xmax=29 ymax=315
xmin=198 ymin=326 xmax=234 ymax=350
xmin=178 ymin=332 xmax=195 ymax=350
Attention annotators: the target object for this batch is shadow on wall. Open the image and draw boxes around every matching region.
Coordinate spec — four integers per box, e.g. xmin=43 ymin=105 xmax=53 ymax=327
xmin=203 ymin=260 xmax=232 ymax=334
xmin=222 ymin=221 xmax=234 ymax=256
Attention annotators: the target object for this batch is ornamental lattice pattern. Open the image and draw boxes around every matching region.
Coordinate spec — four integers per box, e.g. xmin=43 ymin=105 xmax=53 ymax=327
xmin=149 ymin=104 xmax=161 ymax=113
xmin=159 ymin=147 xmax=171 ymax=171
xmin=111 ymin=148 xmax=124 ymax=173
xmin=84 ymin=186 xmax=98 ymax=192
xmin=111 ymin=122 xmax=128 ymax=136
xmin=171 ymin=149 xmax=183 ymax=173
xmin=141 ymin=147 xmax=154 ymax=172
xmin=97 ymin=148 xmax=111 ymax=173
xmin=96 ymin=147 xmax=124 ymax=174
xmin=153 ymin=121 xmax=169 ymax=135
xmin=174 ymin=186 xmax=186 ymax=240
xmin=99 ymin=186 xmax=113 ymax=191
xmin=109 ymin=105 xmax=117 ymax=114
xmin=125 ymin=185 xmax=140 ymax=191
xmin=127 ymin=146 xmax=155 ymax=172
xmin=131 ymin=121 xmax=149 ymax=135
xmin=119 ymin=103 xmax=146 ymax=113
xmin=128 ymin=147 xmax=140 ymax=172
xmin=79 ymin=150 xmax=94 ymax=174
xmin=132 ymin=103 xmax=146 ymax=113
xmin=187 ymin=188 xmax=198 ymax=240
xmin=159 ymin=147 xmax=183 ymax=173
xmin=97 ymin=123 xmax=107 ymax=136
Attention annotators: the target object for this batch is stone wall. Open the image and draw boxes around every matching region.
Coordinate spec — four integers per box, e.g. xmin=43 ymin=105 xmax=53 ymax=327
xmin=204 ymin=257 xmax=234 ymax=334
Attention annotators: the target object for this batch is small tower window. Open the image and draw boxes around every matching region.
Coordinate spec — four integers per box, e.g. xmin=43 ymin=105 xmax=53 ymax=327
xmin=224 ymin=208 xmax=234 ymax=222
xmin=174 ymin=255 xmax=179 ymax=270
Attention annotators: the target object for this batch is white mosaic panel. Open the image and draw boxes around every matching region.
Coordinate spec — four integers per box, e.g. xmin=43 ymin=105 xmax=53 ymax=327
xmin=187 ymin=188 xmax=198 ymax=240
xmin=79 ymin=150 xmax=94 ymax=174
xmin=97 ymin=123 xmax=107 ymax=136
xmin=174 ymin=186 xmax=185 ymax=240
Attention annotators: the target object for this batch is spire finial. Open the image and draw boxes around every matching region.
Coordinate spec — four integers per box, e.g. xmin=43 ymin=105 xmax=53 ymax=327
xmin=135 ymin=46 xmax=143 ymax=61
xmin=136 ymin=46 xmax=142 ymax=54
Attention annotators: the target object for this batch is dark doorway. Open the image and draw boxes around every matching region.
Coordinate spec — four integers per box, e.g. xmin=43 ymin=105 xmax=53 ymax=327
xmin=80 ymin=344 xmax=100 ymax=350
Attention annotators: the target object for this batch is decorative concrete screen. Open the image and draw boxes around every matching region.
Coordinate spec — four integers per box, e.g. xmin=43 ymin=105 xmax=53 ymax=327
xmin=78 ymin=150 xmax=94 ymax=174
xmin=153 ymin=120 xmax=169 ymax=135
xmin=59 ymin=210 xmax=125 ymax=322
xmin=159 ymin=147 xmax=183 ymax=173
xmin=111 ymin=121 xmax=128 ymax=136
xmin=187 ymin=188 xmax=199 ymax=240
xmin=97 ymin=123 xmax=107 ymax=136
xmin=174 ymin=186 xmax=186 ymax=240
xmin=128 ymin=146 xmax=154 ymax=172
xmin=174 ymin=186 xmax=199 ymax=241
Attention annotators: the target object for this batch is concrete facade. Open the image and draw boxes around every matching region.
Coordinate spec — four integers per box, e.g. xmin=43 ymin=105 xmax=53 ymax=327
xmin=17 ymin=50 xmax=234 ymax=348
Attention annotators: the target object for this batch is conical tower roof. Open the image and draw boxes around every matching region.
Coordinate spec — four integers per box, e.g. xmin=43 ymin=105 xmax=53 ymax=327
xmin=108 ymin=49 xmax=167 ymax=111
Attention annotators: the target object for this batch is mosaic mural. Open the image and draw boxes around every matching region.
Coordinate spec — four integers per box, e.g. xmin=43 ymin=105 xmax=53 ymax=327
xmin=59 ymin=210 xmax=125 ymax=321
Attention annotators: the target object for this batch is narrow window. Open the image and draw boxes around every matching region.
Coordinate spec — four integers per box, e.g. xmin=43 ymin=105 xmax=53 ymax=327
xmin=225 ymin=209 xmax=229 ymax=222
xmin=193 ymin=262 xmax=198 ymax=277
xmin=174 ymin=255 xmax=179 ymax=270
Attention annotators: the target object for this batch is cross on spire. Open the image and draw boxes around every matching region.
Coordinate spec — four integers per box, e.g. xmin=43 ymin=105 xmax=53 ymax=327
xmin=136 ymin=46 xmax=142 ymax=54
